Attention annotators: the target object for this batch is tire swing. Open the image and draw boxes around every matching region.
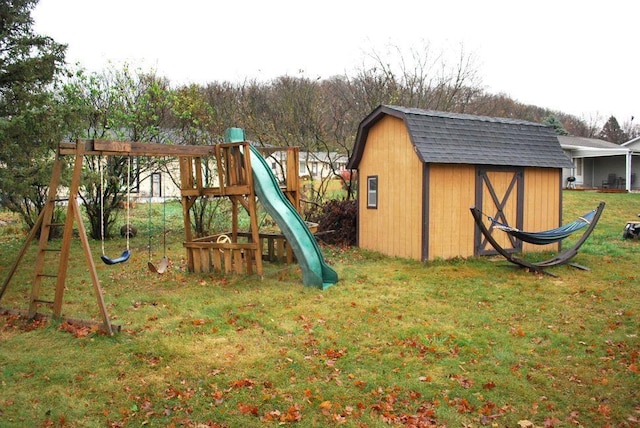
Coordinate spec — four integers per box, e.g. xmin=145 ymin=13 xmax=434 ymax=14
xmin=100 ymin=156 xmax=132 ymax=265
xmin=147 ymin=169 xmax=168 ymax=274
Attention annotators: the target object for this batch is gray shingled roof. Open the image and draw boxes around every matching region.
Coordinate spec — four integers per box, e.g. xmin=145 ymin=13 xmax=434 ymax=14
xmin=557 ymin=135 xmax=628 ymax=150
xmin=347 ymin=105 xmax=573 ymax=169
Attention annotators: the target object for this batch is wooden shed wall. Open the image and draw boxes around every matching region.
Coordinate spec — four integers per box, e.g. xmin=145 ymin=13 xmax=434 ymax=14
xmin=522 ymin=167 xmax=562 ymax=253
xmin=357 ymin=116 xmax=423 ymax=259
xmin=427 ymin=164 xmax=476 ymax=260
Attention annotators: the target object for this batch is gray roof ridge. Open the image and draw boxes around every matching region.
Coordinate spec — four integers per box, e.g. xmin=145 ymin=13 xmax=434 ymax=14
xmin=382 ymin=105 xmax=547 ymax=127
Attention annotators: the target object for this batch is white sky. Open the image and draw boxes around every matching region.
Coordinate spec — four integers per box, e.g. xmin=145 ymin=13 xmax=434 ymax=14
xmin=33 ymin=0 xmax=638 ymax=127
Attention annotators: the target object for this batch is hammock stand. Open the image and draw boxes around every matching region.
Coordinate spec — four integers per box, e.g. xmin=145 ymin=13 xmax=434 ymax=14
xmin=470 ymin=202 xmax=605 ymax=276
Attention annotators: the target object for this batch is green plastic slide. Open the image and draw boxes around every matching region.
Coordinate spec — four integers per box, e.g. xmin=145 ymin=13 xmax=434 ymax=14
xmin=249 ymin=145 xmax=338 ymax=289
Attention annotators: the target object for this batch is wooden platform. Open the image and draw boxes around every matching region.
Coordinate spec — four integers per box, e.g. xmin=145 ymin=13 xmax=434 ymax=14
xmin=184 ymin=232 xmax=298 ymax=275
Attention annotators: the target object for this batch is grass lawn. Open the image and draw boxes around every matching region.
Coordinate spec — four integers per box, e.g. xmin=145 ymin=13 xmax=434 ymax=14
xmin=0 ymin=191 xmax=638 ymax=427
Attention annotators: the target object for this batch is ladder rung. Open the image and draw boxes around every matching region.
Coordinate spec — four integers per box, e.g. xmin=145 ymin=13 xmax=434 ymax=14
xmin=53 ymin=198 xmax=69 ymax=202
xmin=37 ymin=273 xmax=58 ymax=278
xmin=32 ymin=299 xmax=54 ymax=305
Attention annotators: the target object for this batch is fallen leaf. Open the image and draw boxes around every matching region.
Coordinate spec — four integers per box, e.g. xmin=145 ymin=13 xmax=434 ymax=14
xmin=230 ymin=378 xmax=255 ymax=389
xmin=319 ymin=400 xmax=332 ymax=414
xmin=238 ymin=403 xmax=258 ymax=416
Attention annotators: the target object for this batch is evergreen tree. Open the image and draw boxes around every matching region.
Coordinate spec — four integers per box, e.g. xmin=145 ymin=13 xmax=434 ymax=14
xmin=0 ymin=0 xmax=67 ymax=227
xmin=598 ymin=115 xmax=628 ymax=144
xmin=542 ymin=115 xmax=568 ymax=135
xmin=0 ymin=0 xmax=66 ymax=118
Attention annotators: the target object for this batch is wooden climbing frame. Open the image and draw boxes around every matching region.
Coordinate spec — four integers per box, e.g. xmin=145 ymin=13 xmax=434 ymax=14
xmin=1 ymin=139 xmax=303 ymax=334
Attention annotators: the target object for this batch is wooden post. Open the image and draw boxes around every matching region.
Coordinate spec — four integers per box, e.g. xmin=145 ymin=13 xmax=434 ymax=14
xmin=180 ymin=156 xmax=195 ymax=271
xmin=215 ymin=145 xmax=225 ymax=196
xmin=286 ymin=147 xmax=301 ymax=212
xmin=50 ymin=144 xmax=85 ymax=317
xmin=242 ymin=143 xmax=263 ymax=277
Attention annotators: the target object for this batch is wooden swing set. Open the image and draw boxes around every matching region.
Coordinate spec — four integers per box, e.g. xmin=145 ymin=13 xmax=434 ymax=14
xmin=0 ymin=138 xmax=302 ymax=334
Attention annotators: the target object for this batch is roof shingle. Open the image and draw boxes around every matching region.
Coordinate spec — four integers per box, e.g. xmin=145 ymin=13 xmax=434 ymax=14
xmin=347 ymin=105 xmax=573 ymax=169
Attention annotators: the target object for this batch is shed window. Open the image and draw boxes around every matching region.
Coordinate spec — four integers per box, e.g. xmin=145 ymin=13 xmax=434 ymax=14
xmin=367 ymin=176 xmax=378 ymax=209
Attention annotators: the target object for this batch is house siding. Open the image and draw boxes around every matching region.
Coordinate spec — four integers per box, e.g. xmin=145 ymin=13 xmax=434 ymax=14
xmin=357 ymin=116 xmax=423 ymax=259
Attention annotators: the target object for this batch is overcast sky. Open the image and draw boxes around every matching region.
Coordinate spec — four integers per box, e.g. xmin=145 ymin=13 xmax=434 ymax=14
xmin=33 ymin=0 xmax=638 ymax=127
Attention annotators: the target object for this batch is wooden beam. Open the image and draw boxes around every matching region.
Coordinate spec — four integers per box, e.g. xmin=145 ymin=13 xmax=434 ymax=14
xmin=184 ymin=242 xmax=258 ymax=250
xmin=94 ymin=140 xmax=131 ymax=153
xmin=59 ymin=140 xmax=219 ymax=157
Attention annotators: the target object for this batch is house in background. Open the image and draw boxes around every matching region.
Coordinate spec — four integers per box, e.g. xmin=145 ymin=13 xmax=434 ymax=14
xmin=559 ymin=135 xmax=639 ymax=191
xmin=622 ymin=136 xmax=640 ymax=190
xmin=129 ymin=158 xmax=186 ymax=203
xmin=298 ymin=151 xmax=348 ymax=180
xmin=253 ymin=148 xmax=348 ymax=182
xmin=347 ymin=105 xmax=572 ymax=262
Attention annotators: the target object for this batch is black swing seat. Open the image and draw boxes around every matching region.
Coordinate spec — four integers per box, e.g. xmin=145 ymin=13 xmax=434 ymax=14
xmin=101 ymin=249 xmax=131 ymax=265
xmin=470 ymin=202 xmax=605 ymax=276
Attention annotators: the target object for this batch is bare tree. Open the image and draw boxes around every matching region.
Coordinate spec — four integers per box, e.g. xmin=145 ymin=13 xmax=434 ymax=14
xmin=351 ymin=41 xmax=483 ymax=112
xmin=621 ymin=116 xmax=639 ymax=140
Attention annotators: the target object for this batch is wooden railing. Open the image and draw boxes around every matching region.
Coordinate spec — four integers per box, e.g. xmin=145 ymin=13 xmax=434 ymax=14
xmin=184 ymin=235 xmax=258 ymax=275
xmin=184 ymin=230 xmax=304 ymax=275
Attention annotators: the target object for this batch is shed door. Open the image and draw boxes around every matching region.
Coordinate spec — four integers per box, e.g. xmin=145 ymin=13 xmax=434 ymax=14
xmin=475 ymin=167 xmax=524 ymax=256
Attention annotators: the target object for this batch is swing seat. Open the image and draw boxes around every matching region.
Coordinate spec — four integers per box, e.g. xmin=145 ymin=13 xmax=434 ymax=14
xmin=148 ymin=256 xmax=168 ymax=274
xmin=101 ymin=249 xmax=131 ymax=265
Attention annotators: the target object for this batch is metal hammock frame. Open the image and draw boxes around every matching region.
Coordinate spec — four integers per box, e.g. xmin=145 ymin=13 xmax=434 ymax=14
xmin=470 ymin=202 xmax=605 ymax=276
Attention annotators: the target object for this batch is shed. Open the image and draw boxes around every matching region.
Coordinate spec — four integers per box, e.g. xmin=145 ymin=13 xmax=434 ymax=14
xmin=346 ymin=105 xmax=573 ymax=261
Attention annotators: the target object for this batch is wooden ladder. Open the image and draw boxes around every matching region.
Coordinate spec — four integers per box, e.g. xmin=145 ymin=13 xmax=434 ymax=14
xmin=28 ymin=151 xmax=67 ymax=318
xmin=1 ymin=143 xmax=116 ymax=334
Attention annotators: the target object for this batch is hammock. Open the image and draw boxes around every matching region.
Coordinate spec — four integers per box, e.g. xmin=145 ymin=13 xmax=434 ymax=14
xmin=489 ymin=208 xmax=598 ymax=245
xmin=470 ymin=202 xmax=605 ymax=276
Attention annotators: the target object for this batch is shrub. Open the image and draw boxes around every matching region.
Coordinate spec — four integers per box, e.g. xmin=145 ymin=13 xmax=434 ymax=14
xmin=310 ymin=199 xmax=357 ymax=246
